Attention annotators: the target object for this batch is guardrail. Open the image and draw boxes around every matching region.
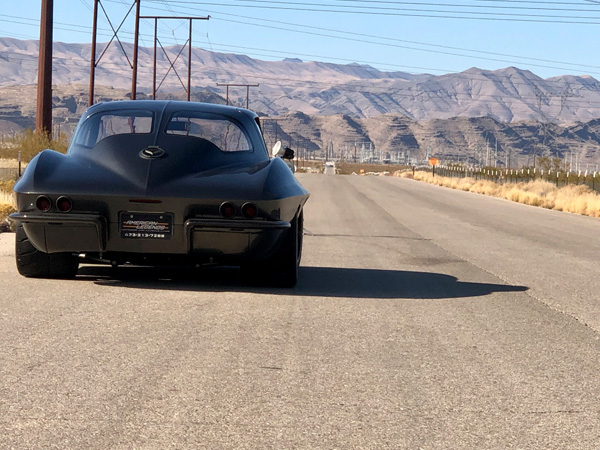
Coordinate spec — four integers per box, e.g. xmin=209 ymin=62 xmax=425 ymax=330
xmin=429 ymin=165 xmax=600 ymax=193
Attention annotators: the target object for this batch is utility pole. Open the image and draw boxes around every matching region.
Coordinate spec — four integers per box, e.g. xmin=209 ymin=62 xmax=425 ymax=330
xmin=131 ymin=0 xmax=140 ymax=100
xmin=216 ymin=83 xmax=259 ymax=109
xmin=259 ymin=118 xmax=281 ymax=150
xmin=37 ymin=0 xmax=53 ymax=137
xmin=89 ymin=0 xmax=99 ymax=106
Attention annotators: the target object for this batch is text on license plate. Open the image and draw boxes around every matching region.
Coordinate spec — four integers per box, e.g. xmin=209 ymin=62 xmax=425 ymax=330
xmin=120 ymin=212 xmax=173 ymax=239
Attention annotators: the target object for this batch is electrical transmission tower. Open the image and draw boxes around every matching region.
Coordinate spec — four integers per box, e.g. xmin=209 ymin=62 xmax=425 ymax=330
xmin=89 ymin=0 xmax=209 ymax=105
xmin=140 ymin=13 xmax=210 ymax=101
xmin=216 ymin=83 xmax=260 ymax=109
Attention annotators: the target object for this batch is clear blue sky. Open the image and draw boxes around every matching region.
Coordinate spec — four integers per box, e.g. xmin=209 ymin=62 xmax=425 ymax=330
xmin=1 ymin=0 xmax=599 ymax=79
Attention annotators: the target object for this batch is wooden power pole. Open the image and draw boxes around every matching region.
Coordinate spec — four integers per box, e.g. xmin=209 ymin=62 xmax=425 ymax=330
xmin=36 ymin=0 xmax=53 ymax=137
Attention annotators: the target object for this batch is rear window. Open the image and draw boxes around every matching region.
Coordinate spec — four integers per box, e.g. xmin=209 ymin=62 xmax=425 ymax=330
xmin=165 ymin=112 xmax=252 ymax=153
xmin=72 ymin=110 xmax=154 ymax=148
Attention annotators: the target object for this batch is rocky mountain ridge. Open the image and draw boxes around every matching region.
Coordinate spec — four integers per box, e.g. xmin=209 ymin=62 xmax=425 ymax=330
xmin=1 ymin=38 xmax=600 ymax=166
xmin=2 ymin=37 xmax=600 ymax=123
xmin=1 ymin=84 xmax=599 ymax=168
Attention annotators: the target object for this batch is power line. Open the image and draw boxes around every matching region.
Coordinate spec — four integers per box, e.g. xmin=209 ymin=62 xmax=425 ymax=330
xmin=141 ymin=0 xmax=600 ymax=24
xmin=129 ymin=4 xmax=600 ymax=73
xmin=148 ymin=0 xmax=600 ymax=14
xmin=311 ymin=0 xmax=600 ymax=9
xmin=211 ymin=15 xmax=600 ymax=74
xmin=211 ymin=13 xmax=600 ymax=70
xmin=1 ymin=2 xmax=598 ymax=98
xmin=2 ymin=7 xmax=597 ymax=76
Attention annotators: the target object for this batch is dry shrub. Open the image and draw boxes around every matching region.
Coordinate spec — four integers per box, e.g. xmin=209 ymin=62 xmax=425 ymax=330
xmin=554 ymin=185 xmax=600 ymax=217
xmin=583 ymin=194 xmax=600 ymax=218
xmin=414 ymin=172 xmax=432 ymax=182
xmin=0 ymin=189 xmax=14 ymax=204
xmin=456 ymin=177 xmax=476 ymax=191
xmin=498 ymin=181 xmax=556 ymax=209
xmin=408 ymin=170 xmax=600 ymax=218
xmin=0 ymin=202 xmax=16 ymax=217
xmin=469 ymin=180 xmax=498 ymax=196
xmin=438 ymin=178 xmax=452 ymax=189
xmin=0 ymin=159 xmax=19 ymax=168
xmin=4 ymin=129 xmax=68 ymax=162
xmin=0 ymin=179 xmax=16 ymax=222
xmin=394 ymin=170 xmax=413 ymax=179
xmin=524 ymin=193 xmax=542 ymax=207
xmin=0 ymin=180 xmax=15 ymax=191
xmin=504 ymin=185 xmax=524 ymax=203
xmin=0 ymin=193 xmax=16 ymax=224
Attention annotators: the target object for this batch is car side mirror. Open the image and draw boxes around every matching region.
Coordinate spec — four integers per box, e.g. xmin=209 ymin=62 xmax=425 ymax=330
xmin=272 ymin=141 xmax=295 ymax=160
xmin=283 ymin=147 xmax=294 ymax=160
xmin=272 ymin=141 xmax=283 ymax=158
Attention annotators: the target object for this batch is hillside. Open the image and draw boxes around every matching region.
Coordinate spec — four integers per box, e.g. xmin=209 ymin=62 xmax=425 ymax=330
xmin=1 ymin=37 xmax=600 ymax=167
xmin=1 ymin=84 xmax=598 ymax=168
xmin=2 ymin=37 xmax=600 ymax=123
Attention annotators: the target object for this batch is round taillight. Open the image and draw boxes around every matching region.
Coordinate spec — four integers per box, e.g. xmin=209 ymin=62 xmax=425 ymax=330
xmin=241 ymin=203 xmax=258 ymax=219
xmin=36 ymin=196 xmax=52 ymax=212
xmin=56 ymin=196 xmax=72 ymax=212
xmin=219 ymin=202 xmax=236 ymax=218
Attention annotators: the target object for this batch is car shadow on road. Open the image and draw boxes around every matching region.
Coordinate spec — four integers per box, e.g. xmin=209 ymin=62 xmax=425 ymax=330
xmin=78 ymin=265 xmax=528 ymax=299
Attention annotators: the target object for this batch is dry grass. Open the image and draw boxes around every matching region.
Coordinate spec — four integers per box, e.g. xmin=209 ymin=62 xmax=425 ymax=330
xmin=0 ymin=158 xmax=20 ymax=168
xmin=396 ymin=170 xmax=600 ymax=218
xmin=0 ymin=180 xmax=16 ymax=226
xmin=336 ymin=161 xmax=408 ymax=175
xmin=3 ymin=129 xmax=68 ymax=162
xmin=0 ymin=180 xmax=15 ymax=192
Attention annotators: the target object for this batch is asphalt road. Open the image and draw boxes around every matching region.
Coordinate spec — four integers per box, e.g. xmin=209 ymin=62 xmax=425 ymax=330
xmin=2 ymin=173 xmax=600 ymax=449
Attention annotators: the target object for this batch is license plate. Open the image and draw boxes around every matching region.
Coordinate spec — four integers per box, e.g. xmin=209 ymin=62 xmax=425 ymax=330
xmin=120 ymin=212 xmax=173 ymax=239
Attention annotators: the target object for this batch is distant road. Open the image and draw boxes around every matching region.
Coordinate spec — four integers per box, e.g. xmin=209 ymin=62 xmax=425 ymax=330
xmin=2 ymin=173 xmax=600 ymax=449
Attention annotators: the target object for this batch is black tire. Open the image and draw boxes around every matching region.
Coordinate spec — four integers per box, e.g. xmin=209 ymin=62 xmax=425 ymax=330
xmin=242 ymin=211 xmax=303 ymax=288
xmin=15 ymin=223 xmax=79 ymax=278
xmin=273 ymin=211 xmax=301 ymax=287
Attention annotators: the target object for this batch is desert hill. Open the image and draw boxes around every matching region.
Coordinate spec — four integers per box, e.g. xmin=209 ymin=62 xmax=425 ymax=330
xmin=2 ymin=37 xmax=600 ymax=123
xmin=1 ymin=38 xmax=600 ymax=166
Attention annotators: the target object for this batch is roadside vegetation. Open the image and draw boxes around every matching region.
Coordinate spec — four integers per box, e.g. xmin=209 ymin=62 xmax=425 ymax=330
xmin=0 ymin=180 xmax=16 ymax=230
xmin=0 ymin=129 xmax=69 ymax=229
xmin=2 ymin=128 xmax=68 ymax=162
xmin=397 ymin=170 xmax=600 ymax=218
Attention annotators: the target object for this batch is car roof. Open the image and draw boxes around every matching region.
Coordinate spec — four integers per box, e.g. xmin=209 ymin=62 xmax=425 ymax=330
xmin=85 ymin=100 xmax=259 ymax=120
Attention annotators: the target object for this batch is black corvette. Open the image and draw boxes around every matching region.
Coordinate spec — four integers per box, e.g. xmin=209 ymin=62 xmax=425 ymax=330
xmin=10 ymin=100 xmax=309 ymax=287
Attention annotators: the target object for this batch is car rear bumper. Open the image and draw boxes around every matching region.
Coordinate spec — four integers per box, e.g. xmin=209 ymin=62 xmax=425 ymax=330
xmin=10 ymin=212 xmax=107 ymax=253
xmin=10 ymin=212 xmax=290 ymax=261
xmin=185 ymin=218 xmax=290 ymax=261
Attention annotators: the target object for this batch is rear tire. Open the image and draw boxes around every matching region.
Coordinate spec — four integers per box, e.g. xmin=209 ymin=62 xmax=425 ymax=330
xmin=273 ymin=211 xmax=301 ymax=287
xmin=15 ymin=223 xmax=79 ymax=278
xmin=242 ymin=211 xmax=303 ymax=288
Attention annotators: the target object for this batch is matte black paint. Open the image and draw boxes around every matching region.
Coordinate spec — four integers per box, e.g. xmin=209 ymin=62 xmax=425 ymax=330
xmin=11 ymin=101 xmax=309 ymax=267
